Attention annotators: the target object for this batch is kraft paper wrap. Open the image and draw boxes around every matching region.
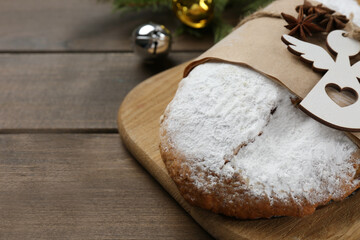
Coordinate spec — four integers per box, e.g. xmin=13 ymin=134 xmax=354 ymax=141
xmin=183 ymin=0 xmax=360 ymax=147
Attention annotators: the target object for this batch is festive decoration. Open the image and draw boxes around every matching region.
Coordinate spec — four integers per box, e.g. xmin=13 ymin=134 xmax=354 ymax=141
xmin=172 ymin=0 xmax=214 ymax=28
xmin=281 ymin=9 xmax=323 ymax=41
xmin=281 ymin=1 xmax=358 ymax=131
xmin=132 ymin=23 xmax=172 ymax=60
xmin=282 ymin=30 xmax=360 ymax=131
xmin=295 ymin=1 xmax=334 ymax=15
xmin=282 ymin=1 xmax=349 ymax=41
xmin=320 ymin=13 xmax=349 ymax=32
xmin=110 ymin=0 xmax=274 ymax=42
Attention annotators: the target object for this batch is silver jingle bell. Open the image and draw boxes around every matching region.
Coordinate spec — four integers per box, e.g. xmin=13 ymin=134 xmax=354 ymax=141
xmin=132 ymin=23 xmax=172 ymax=60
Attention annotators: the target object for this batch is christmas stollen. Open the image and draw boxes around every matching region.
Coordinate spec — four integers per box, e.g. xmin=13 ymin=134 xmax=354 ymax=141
xmin=160 ymin=0 xmax=360 ymax=219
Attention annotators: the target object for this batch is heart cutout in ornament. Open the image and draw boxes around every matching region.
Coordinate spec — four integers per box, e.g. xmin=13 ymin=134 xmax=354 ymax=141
xmin=325 ymin=83 xmax=358 ymax=107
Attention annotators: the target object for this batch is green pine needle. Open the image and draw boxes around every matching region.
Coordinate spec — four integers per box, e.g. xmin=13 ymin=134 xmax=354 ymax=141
xmin=112 ymin=0 xmax=171 ymax=12
xmin=212 ymin=18 xmax=233 ymax=43
xmin=214 ymin=0 xmax=230 ymax=17
xmin=235 ymin=0 xmax=275 ymax=16
xmin=109 ymin=0 xmax=274 ymax=42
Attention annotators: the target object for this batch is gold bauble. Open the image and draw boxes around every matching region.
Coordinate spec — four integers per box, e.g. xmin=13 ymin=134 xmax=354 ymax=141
xmin=172 ymin=0 xmax=214 ymax=28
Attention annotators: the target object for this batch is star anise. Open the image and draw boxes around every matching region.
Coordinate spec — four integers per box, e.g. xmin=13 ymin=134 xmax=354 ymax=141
xmin=319 ymin=14 xmax=349 ymax=32
xmin=295 ymin=0 xmax=334 ymax=16
xmin=281 ymin=8 xmax=324 ymax=41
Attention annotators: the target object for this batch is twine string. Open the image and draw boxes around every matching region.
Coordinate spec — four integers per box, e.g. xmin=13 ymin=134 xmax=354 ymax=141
xmin=344 ymin=13 xmax=360 ymax=40
xmin=234 ymin=11 xmax=282 ymax=30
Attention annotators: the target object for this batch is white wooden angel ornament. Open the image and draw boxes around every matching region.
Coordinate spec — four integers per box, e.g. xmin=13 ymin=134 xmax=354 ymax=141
xmin=282 ymin=30 xmax=360 ymax=131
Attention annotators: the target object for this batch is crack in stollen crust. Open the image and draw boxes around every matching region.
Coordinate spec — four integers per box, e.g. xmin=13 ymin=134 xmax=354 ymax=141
xmin=160 ymin=134 xmax=360 ymax=219
xmin=229 ymin=106 xmax=278 ymax=162
xmin=159 ymin=62 xmax=360 ymax=219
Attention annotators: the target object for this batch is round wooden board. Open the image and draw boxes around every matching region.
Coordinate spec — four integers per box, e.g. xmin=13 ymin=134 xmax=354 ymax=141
xmin=117 ymin=62 xmax=360 ymax=240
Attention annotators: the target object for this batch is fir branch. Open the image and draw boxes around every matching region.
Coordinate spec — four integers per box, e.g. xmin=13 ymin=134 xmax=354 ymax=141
xmin=175 ymin=25 xmax=209 ymax=38
xmin=232 ymin=0 xmax=275 ymax=16
xmin=212 ymin=17 xmax=233 ymax=42
xmin=108 ymin=0 xmax=274 ymax=41
xmin=112 ymin=0 xmax=171 ymax=12
xmin=214 ymin=0 xmax=230 ymax=17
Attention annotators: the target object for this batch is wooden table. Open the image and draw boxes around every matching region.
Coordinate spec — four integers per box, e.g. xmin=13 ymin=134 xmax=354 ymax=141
xmin=0 ymin=1 xmax=225 ymax=239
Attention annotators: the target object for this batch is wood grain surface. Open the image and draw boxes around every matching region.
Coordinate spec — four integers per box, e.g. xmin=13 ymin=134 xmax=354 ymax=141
xmin=0 ymin=52 xmax=198 ymax=130
xmin=0 ymin=0 xmax=213 ymax=52
xmin=118 ymin=62 xmax=360 ymax=240
xmin=0 ymin=0 xmax=240 ymax=238
xmin=0 ymin=134 xmax=212 ymax=240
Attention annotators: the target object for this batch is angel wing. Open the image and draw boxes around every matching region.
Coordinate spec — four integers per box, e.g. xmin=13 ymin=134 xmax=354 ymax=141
xmin=281 ymin=34 xmax=334 ymax=72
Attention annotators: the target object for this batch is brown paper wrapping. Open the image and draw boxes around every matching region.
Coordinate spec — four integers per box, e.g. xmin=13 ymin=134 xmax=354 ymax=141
xmin=183 ymin=0 xmax=360 ymax=146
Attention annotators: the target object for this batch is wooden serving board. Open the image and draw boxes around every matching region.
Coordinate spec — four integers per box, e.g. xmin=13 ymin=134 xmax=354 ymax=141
xmin=117 ymin=61 xmax=360 ymax=240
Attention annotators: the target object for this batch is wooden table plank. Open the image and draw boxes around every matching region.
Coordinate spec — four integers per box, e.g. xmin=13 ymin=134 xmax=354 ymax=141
xmin=0 ymin=52 xmax=199 ymax=131
xmin=0 ymin=0 xmax=213 ymax=52
xmin=0 ymin=134 xmax=213 ymax=240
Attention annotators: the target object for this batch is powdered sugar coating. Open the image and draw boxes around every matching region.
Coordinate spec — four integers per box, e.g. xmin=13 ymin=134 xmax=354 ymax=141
xmin=161 ymin=63 xmax=359 ymax=205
